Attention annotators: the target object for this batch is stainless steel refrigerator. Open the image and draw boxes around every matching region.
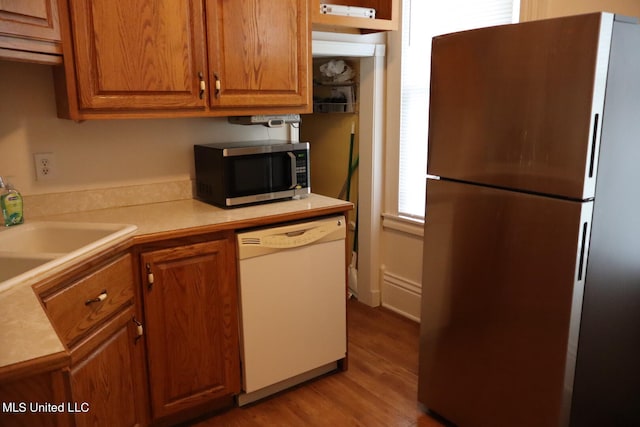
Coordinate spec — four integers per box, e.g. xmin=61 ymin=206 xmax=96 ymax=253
xmin=418 ymin=12 xmax=640 ymax=427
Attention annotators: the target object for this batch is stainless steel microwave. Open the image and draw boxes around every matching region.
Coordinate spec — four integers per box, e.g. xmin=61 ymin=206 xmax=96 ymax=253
xmin=194 ymin=140 xmax=310 ymax=208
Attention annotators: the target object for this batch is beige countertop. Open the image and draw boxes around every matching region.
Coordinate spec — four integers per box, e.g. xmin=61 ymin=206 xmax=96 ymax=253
xmin=47 ymin=194 xmax=353 ymax=239
xmin=0 ymin=194 xmax=352 ymax=375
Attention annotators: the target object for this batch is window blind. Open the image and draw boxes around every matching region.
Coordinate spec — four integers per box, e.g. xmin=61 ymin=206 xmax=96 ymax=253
xmin=398 ymin=0 xmax=519 ymax=219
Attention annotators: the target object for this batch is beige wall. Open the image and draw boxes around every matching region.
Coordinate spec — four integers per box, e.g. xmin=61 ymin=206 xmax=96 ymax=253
xmin=0 ymin=61 xmax=287 ymax=196
xmin=521 ymin=0 xmax=640 ymax=21
xmin=300 ymin=113 xmax=358 ymax=201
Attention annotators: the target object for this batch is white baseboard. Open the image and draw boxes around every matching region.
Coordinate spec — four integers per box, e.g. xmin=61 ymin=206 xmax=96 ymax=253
xmin=380 ymin=267 xmax=421 ymax=322
xmin=355 ymin=287 xmax=381 ymax=307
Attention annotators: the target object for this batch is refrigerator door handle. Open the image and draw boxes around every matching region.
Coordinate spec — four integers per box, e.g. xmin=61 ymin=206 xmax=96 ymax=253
xmin=588 ymin=114 xmax=600 ymax=178
xmin=562 ymin=202 xmax=593 ymax=425
xmin=574 ymin=203 xmax=594 ymax=284
xmin=577 ymin=221 xmax=589 ymax=281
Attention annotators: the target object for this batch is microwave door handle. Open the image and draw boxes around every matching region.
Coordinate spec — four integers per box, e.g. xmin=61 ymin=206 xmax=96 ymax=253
xmin=288 ymin=152 xmax=298 ymax=189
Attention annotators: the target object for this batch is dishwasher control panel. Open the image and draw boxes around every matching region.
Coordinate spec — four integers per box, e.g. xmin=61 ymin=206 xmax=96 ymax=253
xmin=237 ymin=216 xmax=346 ymax=259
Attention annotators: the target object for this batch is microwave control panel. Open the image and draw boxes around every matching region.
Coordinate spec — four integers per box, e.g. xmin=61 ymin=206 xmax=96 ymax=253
xmin=295 ymin=151 xmax=309 ymax=188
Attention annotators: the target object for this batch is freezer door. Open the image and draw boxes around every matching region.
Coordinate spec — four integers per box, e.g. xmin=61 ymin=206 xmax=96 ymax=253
xmin=428 ymin=13 xmax=613 ymax=199
xmin=418 ymin=179 xmax=593 ymax=427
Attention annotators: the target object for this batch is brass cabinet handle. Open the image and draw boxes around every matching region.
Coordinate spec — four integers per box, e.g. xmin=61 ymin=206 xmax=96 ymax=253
xmin=85 ymin=290 xmax=107 ymax=305
xmin=214 ymin=73 xmax=221 ymax=98
xmin=198 ymin=72 xmax=206 ymax=99
xmin=133 ymin=317 xmax=143 ymax=343
xmin=145 ymin=263 xmax=154 ymax=290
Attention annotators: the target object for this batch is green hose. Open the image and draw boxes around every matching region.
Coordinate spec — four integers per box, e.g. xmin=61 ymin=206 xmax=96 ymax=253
xmin=346 ymin=122 xmax=355 ymax=202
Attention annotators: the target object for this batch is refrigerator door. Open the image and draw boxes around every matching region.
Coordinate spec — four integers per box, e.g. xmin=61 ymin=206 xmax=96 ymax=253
xmin=428 ymin=13 xmax=613 ymax=200
xmin=418 ymin=178 xmax=593 ymax=427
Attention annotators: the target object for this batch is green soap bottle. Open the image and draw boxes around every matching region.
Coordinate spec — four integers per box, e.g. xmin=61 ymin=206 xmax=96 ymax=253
xmin=0 ymin=177 xmax=24 ymax=226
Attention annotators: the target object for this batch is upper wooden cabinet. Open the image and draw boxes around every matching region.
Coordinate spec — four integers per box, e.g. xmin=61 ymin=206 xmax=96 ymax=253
xmin=311 ymin=0 xmax=398 ymax=32
xmin=206 ymin=0 xmax=310 ymax=109
xmin=54 ymin=0 xmax=311 ymax=120
xmin=61 ymin=0 xmax=208 ymax=114
xmin=0 ymin=0 xmax=62 ymax=64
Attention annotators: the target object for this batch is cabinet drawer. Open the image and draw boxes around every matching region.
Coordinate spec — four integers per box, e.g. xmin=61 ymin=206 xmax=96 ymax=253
xmin=42 ymin=253 xmax=135 ymax=347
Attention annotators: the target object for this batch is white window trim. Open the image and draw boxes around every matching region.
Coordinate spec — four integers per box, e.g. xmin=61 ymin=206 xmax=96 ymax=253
xmin=383 ymin=12 xmax=412 ymax=228
xmin=382 ymin=212 xmax=424 ymax=237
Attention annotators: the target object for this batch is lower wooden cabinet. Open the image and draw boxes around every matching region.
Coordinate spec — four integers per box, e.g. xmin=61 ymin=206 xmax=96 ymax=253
xmin=0 ymin=370 xmax=69 ymax=427
xmin=36 ymin=250 xmax=148 ymax=427
xmin=139 ymin=233 xmax=240 ymax=424
xmin=4 ymin=232 xmax=242 ymax=426
xmin=68 ymin=306 xmax=147 ymax=427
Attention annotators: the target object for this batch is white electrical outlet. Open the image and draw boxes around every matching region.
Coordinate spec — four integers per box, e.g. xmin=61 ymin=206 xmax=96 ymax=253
xmin=34 ymin=152 xmax=56 ymax=180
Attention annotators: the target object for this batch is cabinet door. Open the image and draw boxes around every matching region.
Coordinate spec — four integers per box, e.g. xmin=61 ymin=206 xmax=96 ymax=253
xmin=141 ymin=238 xmax=240 ymax=421
xmin=0 ymin=0 xmax=61 ymax=62
xmin=206 ymin=0 xmax=311 ymax=109
xmin=66 ymin=0 xmax=208 ymax=111
xmin=0 ymin=0 xmax=60 ymax=44
xmin=70 ymin=307 xmax=147 ymax=427
xmin=0 ymin=371 xmax=69 ymax=427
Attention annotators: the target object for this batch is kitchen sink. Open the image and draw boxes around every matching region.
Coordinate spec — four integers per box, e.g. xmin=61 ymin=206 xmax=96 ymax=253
xmin=0 ymin=221 xmax=137 ymax=292
xmin=0 ymin=221 xmax=136 ymax=254
xmin=0 ymin=253 xmax=57 ymax=282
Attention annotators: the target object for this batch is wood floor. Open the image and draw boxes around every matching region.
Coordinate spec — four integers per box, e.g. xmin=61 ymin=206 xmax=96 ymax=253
xmin=189 ymin=298 xmax=445 ymax=427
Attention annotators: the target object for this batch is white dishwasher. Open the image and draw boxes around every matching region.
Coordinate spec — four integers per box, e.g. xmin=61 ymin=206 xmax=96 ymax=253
xmin=236 ymin=215 xmax=347 ymax=406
